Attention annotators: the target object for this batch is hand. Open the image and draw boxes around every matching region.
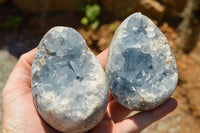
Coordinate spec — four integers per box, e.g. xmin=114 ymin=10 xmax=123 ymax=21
xmin=2 ymin=48 xmax=177 ymax=133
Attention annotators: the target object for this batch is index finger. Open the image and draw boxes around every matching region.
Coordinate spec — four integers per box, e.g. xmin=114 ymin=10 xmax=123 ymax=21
xmin=114 ymin=98 xmax=177 ymax=132
xmin=21 ymin=47 xmax=37 ymax=66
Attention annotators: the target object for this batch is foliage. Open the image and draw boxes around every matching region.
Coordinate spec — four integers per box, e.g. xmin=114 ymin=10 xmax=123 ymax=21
xmin=109 ymin=23 xmax=118 ymax=32
xmin=3 ymin=15 xmax=23 ymax=30
xmin=77 ymin=0 xmax=101 ymax=29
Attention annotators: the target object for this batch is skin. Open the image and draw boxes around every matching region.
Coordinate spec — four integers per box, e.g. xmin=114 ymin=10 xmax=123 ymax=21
xmin=2 ymin=48 xmax=177 ymax=133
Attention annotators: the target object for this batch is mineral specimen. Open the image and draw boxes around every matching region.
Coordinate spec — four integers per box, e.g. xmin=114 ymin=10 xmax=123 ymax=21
xmin=106 ymin=12 xmax=178 ymax=111
xmin=31 ymin=27 xmax=109 ymax=133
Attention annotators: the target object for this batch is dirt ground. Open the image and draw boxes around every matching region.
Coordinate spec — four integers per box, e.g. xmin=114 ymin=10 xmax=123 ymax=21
xmin=0 ymin=2 xmax=200 ymax=133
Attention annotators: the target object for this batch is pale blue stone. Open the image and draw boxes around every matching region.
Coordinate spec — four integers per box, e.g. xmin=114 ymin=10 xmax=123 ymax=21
xmin=106 ymin=13 xmax=178 ymax=111
xmin=31 ymin=27 xmax=109 ymax=133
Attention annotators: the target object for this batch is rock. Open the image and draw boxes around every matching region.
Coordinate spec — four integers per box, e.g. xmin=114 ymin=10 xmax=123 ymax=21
xmin=101 ymin=0 xmax=166 ymax=20
xmin=162 ymin=0 xmax=187 ymax=12
xmin=161 ymin=0 xmax=187 ymax=19
xmin=106 ymin=13 xmax=178 ymax=111
xmin=12 ymin=0 xmax=81 ymax=12
xmin=31 ymin=27 xmax=109 ymax=133
xmin=141 ymin=0 xmax=166 ymax=19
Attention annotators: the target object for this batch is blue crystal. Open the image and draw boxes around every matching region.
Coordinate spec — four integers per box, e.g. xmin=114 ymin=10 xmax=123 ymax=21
xmin=31 ymin=27 xmax=109 ymax=133
xmin=106 ymin=13 xmax=178 ymax=111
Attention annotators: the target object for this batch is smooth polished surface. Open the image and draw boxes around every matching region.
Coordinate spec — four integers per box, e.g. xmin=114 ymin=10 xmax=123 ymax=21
xmin=106 ymin=12 xmax=178 ymax=111
xmin=31 ymin=27 xmax=109 ymax=133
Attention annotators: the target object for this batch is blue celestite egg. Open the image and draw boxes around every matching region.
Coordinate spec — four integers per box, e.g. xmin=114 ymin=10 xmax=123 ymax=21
xmin=106 ymin=12 xmax=178 ymax=111
xmin=31 ymin=27 xmax=109 ymax=133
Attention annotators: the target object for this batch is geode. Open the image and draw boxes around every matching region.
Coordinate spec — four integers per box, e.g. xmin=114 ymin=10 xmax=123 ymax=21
xmin=106 ymin=12 xmax=178 ymax=111
xmin=31 ymin=27 xmax=109 ymax=133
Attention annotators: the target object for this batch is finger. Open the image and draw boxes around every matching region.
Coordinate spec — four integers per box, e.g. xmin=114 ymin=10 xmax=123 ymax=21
xmin=108 ymin=100 xmax=132 ymax=123
xmin=88 ymin=112 xmax=114 ymax=133
xmin=2 ymin=48 xmax=37 ymax=93
xmin=97 ymin=48 xmax=108 ymax=70
xmin=11 ymin=47 xmax=37 ymax=79
xmin=19 ymin=47 xmax=37 ymax=66
xmin=114 ymin=98 xmax=177 ymax=133
xmin=10 ymin=48 xmax=37 ymax=81
xmin=109 ymin=91 xmax=115 ymax=102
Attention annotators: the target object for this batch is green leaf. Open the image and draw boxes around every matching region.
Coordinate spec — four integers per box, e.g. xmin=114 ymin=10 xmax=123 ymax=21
xmin=109 ymin=23 xmax=118 ymax=32
xmin=90 ymin=19 xmax=99 ymax=29
xmin=81 ymin=17 xmax=89 ymax=26
xmin=86 ymin=4 xmax=101 ymax=22
xmin=3 ymin=15 xmax=22 ymax=30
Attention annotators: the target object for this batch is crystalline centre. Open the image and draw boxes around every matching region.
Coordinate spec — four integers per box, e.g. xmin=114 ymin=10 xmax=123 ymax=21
xmin=31 ymin=27 xmax=109 ymax=133
xmin=106 ymin=13 xmax=178 ymax=111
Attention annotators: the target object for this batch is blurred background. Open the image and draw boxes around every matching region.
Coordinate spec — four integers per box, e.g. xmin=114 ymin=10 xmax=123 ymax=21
xmin=0 ymin=0 xmax=200 ymax=132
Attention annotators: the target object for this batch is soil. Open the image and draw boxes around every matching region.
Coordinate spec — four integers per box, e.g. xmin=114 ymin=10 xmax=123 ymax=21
xmin=0 ymin=2 xmax=200 ymax=133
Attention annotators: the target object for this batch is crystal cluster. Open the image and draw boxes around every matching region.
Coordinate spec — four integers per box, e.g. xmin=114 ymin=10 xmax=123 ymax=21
xmin=106 ymin=12 xmax=178 ymax=111
xmin=31 ymin=27 xmax=109 ymax=133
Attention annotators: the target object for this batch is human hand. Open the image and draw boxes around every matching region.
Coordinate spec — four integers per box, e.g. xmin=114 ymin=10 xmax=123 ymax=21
xmin=2 ymin=48 xmax=177 ymax=133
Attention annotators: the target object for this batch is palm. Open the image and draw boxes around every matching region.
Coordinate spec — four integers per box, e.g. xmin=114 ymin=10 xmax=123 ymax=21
xmin=2 ymin=51 xmax=58 ymax=133
xmin=6 ymin=85 xmax=57 ymax=133
xmin=2 ymin=48 xmax=177 ymax=133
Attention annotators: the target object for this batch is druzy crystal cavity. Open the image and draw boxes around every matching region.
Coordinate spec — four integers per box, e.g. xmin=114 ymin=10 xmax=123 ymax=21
xmin=106 ymin=12 xmax=178 ymax=111
xmin=31 ymin=27 xmax=109 ymax=133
